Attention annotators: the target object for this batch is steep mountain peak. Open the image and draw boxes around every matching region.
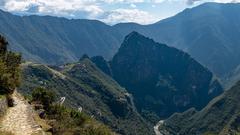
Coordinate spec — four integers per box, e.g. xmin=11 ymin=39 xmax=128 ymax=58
xmin=111 ymin=32 xmax=223 ymax=120
xmin=121 ymin=31 xmax=162 ymax=50
xmin=79 ymin=54 xmax=90 ymax=61
xmin=124 ymin=31 xmax=143 ymax=41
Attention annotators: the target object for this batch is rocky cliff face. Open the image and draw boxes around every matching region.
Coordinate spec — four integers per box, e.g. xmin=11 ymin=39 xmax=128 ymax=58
xmin=110 ymin=32 xmax=223 ymax=121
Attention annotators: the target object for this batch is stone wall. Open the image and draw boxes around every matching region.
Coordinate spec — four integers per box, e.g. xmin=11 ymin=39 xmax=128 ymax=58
xmin=0 ymin=96 xmax=8 ymax=117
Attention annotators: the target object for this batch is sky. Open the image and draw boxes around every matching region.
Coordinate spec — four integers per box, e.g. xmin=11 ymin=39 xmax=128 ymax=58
xmin=0 ymin=0 xmax=239 ymax=24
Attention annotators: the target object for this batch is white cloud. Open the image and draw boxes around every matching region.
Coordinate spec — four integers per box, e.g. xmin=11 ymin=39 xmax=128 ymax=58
xmin=101 ymin=0 xmax=144 ymax=3
xmin=2 ymin=0 xmax=104 ymax=18
xmin=0 ymin=0 xmax=159 ymax=24
xmin=151 ymin=0 xmax=165 ymax=3
xmin=101 ymin=8 xmax=158 ymax=24
xmin=1 ymin=0 xmax=240 ymax=24
xmin=130 ymin=3 xmax=137 ymax=8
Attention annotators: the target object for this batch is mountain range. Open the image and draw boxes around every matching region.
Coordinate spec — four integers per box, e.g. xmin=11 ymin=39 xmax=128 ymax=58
xmin=114 ymin=3 xmax=240 ymax=81
xmin=1 ymin=2 xmax=240 ymax=134
xmin=2 ymin=3 xmax=240 ymax=85
xmin=19 ymin=32 xmax=224 ymax=134
xmin=0 ymin=10 xmax=121 ymax=64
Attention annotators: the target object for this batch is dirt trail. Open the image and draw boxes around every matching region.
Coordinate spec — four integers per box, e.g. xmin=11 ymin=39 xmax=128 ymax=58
xmin=0 ymin=92 xmax=44 ymax=135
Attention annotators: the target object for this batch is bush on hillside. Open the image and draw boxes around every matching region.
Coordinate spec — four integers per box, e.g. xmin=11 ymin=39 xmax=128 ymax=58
xmin=31 ymin=87 xmax=113 ymax=135
xmin=32 ymin=87 xmax=56 ymax=110
xmin=0 ymin=36 xmax=7 ymax=54
xmin=47 ymin=104 xmax=112 ymax=135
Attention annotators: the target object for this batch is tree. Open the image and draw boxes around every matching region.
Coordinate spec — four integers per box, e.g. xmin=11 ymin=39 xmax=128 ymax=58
xmin=0 ymin=60 xmax=10 ymax=94
xmin=0 ymin=35 xmax=21 ymax=95
xmin=0 ymin=35 xmax=8 ymax=55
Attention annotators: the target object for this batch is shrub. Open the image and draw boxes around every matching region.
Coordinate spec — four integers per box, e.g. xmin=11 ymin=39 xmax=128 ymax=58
xmin=32 ymin=87 xmax=56 ymax=110
xmin=0 ymin=35 xmax=7 ymax=55
xmin=47 ymin=104 xmax=112 ymax=135
xmin=30 ymin=88 xmax=114 ymax=135
xmin=47 ymin=104 xmax=69 ymax=120
xmin=80 ymin=126 xmax=113 ymax=135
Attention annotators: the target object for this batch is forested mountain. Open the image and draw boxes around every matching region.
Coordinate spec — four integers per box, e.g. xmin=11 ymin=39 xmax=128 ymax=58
xmin=20 ymin=56 xmax=153 ymax=135
xmin=109 ymin=32 xmax=223 ymax=121
xmin=0 ymin=9 xmax=121 ymax=64
xmin=160 ymin=81 xmax=240 ymax=135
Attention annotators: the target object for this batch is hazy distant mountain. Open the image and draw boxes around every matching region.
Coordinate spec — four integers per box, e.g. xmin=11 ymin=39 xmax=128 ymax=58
xmin=109 ymin=32 xmax=223 ymax=121
xmin=114 ymin=3 xmax=240 ymax=80
xmin=20 ymin=57 xmax=153 ymax=135
xmin=0 ymin=10 xmax=121 ymax=64
xmin=160 ymin=81 xmax=240 ymax=135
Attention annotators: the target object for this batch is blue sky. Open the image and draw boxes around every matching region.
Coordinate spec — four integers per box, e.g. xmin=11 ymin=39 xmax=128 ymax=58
xmin=0 ymin=0 xmax=237 ymax=24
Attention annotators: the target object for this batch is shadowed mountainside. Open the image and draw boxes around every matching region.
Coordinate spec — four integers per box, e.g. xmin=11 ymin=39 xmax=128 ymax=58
xmin=91 ymin=32 xmax=223 ymax=122
xmin=160 ymin=80 xmax=240 ymax=135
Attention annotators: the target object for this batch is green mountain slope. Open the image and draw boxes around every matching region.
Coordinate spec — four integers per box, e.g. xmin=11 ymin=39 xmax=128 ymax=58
xmin=110 ymin=32 xmax=223 ymax=121
xmin=19 ymin=57 xmax=153 ymax=135
xmin=0 ymin=35 xmax=115 ymax=135
xmin=160 ymin=81 xmax=240 ymax=135
xmin=0 ymin=10 xmax=121 ymax=64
